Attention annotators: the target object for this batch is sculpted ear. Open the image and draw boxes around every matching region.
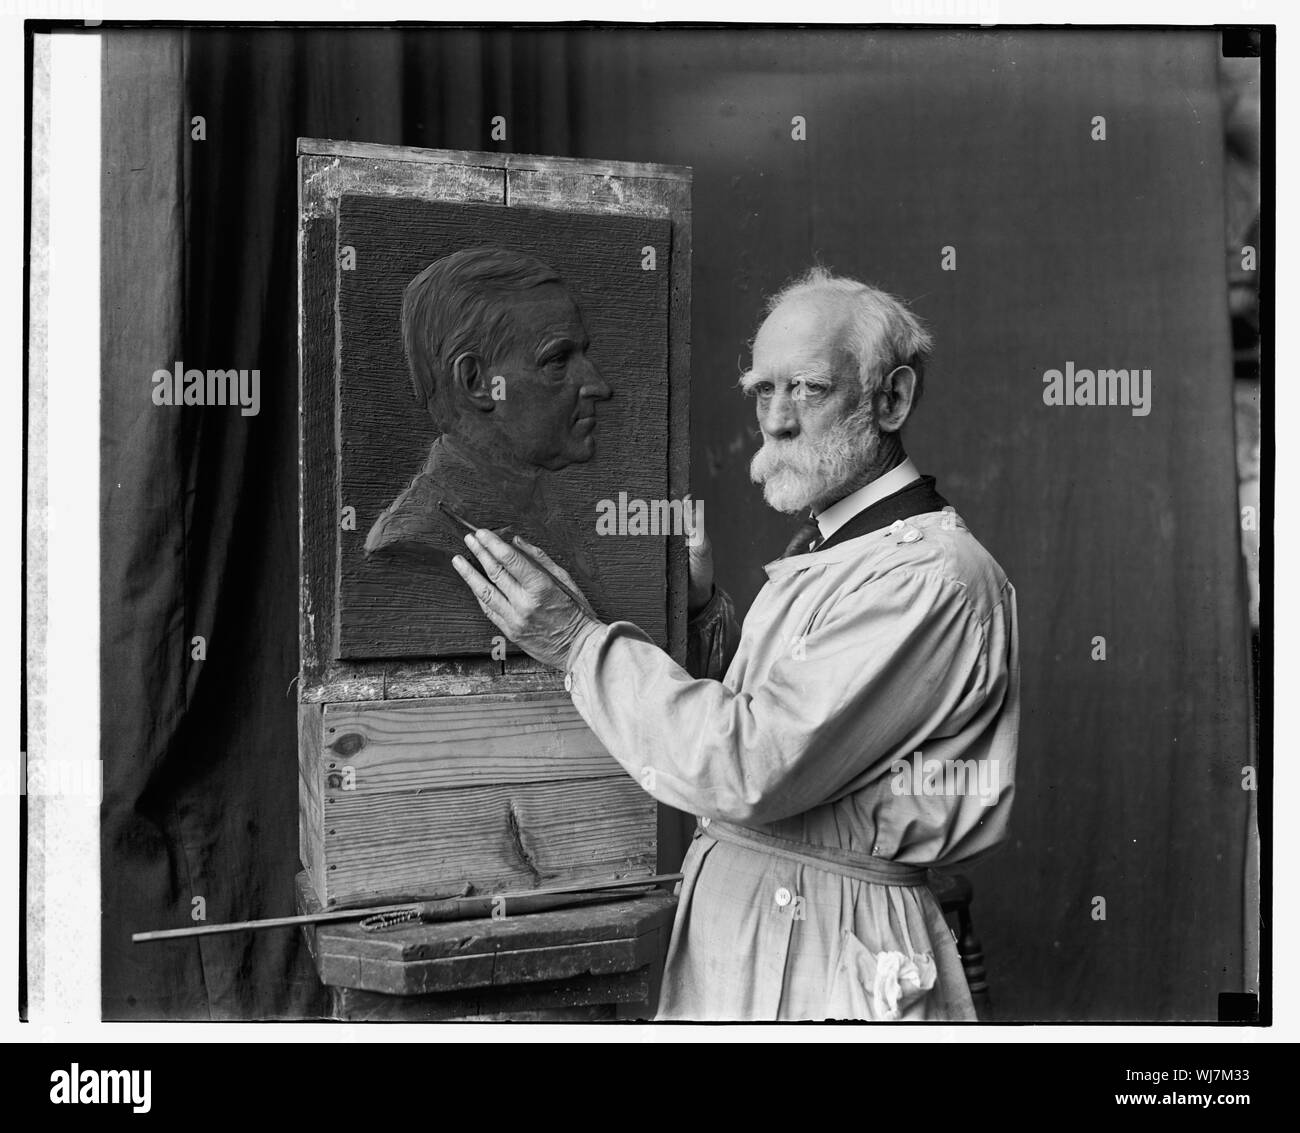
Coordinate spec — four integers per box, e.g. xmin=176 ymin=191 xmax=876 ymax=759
xmin=875 ymin=365 xmax=918 ymax=432
xmin=451 ymin=352 xmax=496 ymax=412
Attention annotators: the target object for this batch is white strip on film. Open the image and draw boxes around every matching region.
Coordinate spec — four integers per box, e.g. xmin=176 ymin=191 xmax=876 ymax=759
xmin=27 ymin=29 xmax=102 ymax=1025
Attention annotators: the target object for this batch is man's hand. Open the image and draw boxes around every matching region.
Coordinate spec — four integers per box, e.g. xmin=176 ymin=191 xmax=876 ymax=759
xmin=452 ymin=529 xmax=602 ymax=670
xmin=685 ymin=494 xmax=715 ymax=615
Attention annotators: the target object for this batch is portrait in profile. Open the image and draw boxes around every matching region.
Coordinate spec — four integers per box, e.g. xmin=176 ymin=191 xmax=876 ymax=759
xmin=331 ymin=195 xmax=671 ymax=658
xmin=364 ymin=247 xmax=610 ymax=608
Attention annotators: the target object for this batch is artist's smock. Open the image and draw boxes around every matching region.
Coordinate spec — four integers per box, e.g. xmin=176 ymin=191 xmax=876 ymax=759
xmin=564 ymin=505 xmax=1020 ymax=1020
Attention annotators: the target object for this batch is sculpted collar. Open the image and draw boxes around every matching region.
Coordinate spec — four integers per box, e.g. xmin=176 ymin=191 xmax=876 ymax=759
xmin=433 ymin=433 xmax=544 ymax=511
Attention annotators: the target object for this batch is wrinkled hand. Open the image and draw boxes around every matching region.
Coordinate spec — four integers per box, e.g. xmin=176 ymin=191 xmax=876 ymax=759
xmin=452 ymin=529 xmax=602 ymax=671
xmin=685 ymin=494 xmax=715 ymax=615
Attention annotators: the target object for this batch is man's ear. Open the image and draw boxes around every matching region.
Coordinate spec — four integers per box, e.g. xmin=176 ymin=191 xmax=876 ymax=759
xmin=874 ymin=365 xmax=918 ymax=433
xmin=451 ymin=352 xmax=496 ymax=412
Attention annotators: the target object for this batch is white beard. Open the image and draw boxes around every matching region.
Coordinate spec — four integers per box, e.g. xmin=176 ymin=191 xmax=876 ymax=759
xmin=749 ymin=401 xmax=882 ymax=515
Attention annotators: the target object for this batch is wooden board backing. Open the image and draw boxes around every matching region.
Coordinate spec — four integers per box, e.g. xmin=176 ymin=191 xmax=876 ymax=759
xmin=319 ymin=691 xmax=625 ymax=792
xmin=299 ymin=691 xmax=656 ymax=907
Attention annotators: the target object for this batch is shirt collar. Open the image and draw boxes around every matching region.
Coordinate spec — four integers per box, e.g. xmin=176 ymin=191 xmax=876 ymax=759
xmin=814 ymin=457 xmax=921 ymax=541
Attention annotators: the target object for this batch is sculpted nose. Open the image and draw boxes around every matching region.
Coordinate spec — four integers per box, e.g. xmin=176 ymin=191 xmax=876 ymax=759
xmin=582 ymin=357 xmax=612 ymax=402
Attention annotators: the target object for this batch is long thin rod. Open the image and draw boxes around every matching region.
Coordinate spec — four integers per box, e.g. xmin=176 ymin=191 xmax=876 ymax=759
xmin=132 ymin=872 xmax=681 ymax=943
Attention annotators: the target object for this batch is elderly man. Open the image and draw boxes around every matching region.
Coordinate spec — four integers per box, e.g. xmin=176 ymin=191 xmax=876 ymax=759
xmin=453 ymin=267 xmax=1020 ymax=1021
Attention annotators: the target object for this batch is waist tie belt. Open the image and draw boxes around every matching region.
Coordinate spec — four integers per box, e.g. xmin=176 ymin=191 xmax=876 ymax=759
xmin=700 ymin=818 xmax=930 ymax=888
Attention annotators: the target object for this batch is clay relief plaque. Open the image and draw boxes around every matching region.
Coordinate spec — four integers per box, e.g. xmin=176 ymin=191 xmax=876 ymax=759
xmin=334 ymin=196 xmax=671 ymax=658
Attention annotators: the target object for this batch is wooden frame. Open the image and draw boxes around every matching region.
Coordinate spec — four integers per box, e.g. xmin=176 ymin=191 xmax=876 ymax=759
xmin=299 ymin=138 xmax=693 ymax=703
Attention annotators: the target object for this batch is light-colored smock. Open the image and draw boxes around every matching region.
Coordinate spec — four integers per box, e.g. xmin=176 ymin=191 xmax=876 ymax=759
xmin=565 ymin=507 xmax=1020 ymax=1020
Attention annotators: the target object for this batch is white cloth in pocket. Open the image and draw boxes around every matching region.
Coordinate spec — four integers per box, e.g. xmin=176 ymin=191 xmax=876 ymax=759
xmin=828 ymin=930 xmax=938 ymax=1020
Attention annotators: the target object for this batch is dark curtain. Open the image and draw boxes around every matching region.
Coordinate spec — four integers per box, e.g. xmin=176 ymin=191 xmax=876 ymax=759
xmin=101 ymin=27 xmax=1252 ymax=1021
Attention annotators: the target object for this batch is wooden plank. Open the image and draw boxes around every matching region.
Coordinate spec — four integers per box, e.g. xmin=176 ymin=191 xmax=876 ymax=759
xmin=299 ymin=137 xmax=692 ymax=183
xmin=301 ymin=662 xmax=563 ymax=704
xmin=300 ymin=150 xmax=503 ymax=222
xmin=506 ymin=167 xmax=684 ymax=219
xmin=352 ymin=938 xmax=643 ymax=996
xmin=320 ymin=921 xmax=663 ymax=995
xmin=297 ymin=701 xmax=326 ymax=899
xmin=304 ymin=883 xmax=676 ymax=963
xmin=298 ymin=874 xmax=673 ymax=989
xmin=298 ymin=212 xmax=338 ymax=693
xmin=492 ymin=936 xmax=656 ymax=985
xmin=327 ymin=970 xmax=650 ymax=1022
xmin=297 ymin=872 xmax=674 ymax=1003
xmin=319 ymin=691 xmax=622 ymax=795
xmin=664 ymin=192 xmax=692 ymax=671
xmin=321 ymin=776 xmax=657 ymax=906
xmin=380 ymin=664 xmax=561 ymax=701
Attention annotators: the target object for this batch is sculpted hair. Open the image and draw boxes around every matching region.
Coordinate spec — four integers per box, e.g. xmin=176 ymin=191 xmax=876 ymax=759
xmin=765 ymin=267 xmax=934 ymax=409
xmin=402 ymin=247 xmax=563 ymax=431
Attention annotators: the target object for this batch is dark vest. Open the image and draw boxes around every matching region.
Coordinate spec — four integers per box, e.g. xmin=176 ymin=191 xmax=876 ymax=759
xmin=809 ymin=474 xmax=951 ymax=555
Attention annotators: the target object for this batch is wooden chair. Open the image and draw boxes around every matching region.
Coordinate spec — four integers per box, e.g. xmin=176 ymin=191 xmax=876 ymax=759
xmin=927 ymin=870 xmax=991 ymax=1021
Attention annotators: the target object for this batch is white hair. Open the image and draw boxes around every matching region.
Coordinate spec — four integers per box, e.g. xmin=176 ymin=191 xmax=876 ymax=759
xmin=765 ymin=267 xmax=934 ymax=406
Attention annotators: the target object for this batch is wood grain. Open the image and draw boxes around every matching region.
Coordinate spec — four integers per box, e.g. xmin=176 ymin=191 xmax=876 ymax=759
xmin=299 ymin=880 xmax=675 ymax=962
xmin=297 ymin=701 xmax=326 ymax=899
xmin=299 ymin=137 xmax=692 ymax=184
xmin=318 ymin=691 xmax=621 ymax=794
xmin=299 ymin=661 xmax=564 ymax=704
xmin=299 ymin=148 xmax=504 ymax=223
xmin=318 ymin=773 xmax=656 ymax=907
xmin=325 ymin=973 xmax=649 ymax=1021
xmin=298 ymin=214 xmax=337 ymax=694
xmin=333 ymin=937 xmax=654 ymax=996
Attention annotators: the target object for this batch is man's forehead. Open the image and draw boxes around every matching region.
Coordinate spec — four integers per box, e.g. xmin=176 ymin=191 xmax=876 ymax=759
xmin=504 ymin=283 xmax=583 ymax=332
xmin=753 ymin=294 xmax=851 ymax=368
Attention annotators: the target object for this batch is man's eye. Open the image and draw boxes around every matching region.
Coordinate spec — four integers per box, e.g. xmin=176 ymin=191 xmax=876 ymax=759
xmin=793 ymin=382 xmax=828 ymax=400
xmin=543 ymin=354 xmax=569 ymax=372
xmin=746 ymin=383 xmax=773 ymax=399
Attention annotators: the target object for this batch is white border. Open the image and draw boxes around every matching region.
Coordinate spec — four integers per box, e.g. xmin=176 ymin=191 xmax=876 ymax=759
xmin=1 ymin=1 xmax=1289 ymax=1043
xmin=24 ymin=29 xmax=102 ymax=1028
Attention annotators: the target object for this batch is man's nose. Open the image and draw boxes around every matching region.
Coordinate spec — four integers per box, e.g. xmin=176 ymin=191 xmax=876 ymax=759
xmin=579 ymin=357 xmax=612 ymax=402
xmin=760 ymin=387 xmax=800 ymax=439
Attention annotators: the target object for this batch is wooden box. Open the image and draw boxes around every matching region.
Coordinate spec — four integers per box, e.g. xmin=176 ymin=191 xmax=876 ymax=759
xmin=298 ymin=140 xmax=691 ymax=907
xmin=296 ymin=873 xmax=676 ymax=1021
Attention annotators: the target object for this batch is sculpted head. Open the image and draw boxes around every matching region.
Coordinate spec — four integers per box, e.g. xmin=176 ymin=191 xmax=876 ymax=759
xmin=746 ymin=267 xmax=932 ymax=514
xmin=402 ymin=247 xmax=612 ymax=471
